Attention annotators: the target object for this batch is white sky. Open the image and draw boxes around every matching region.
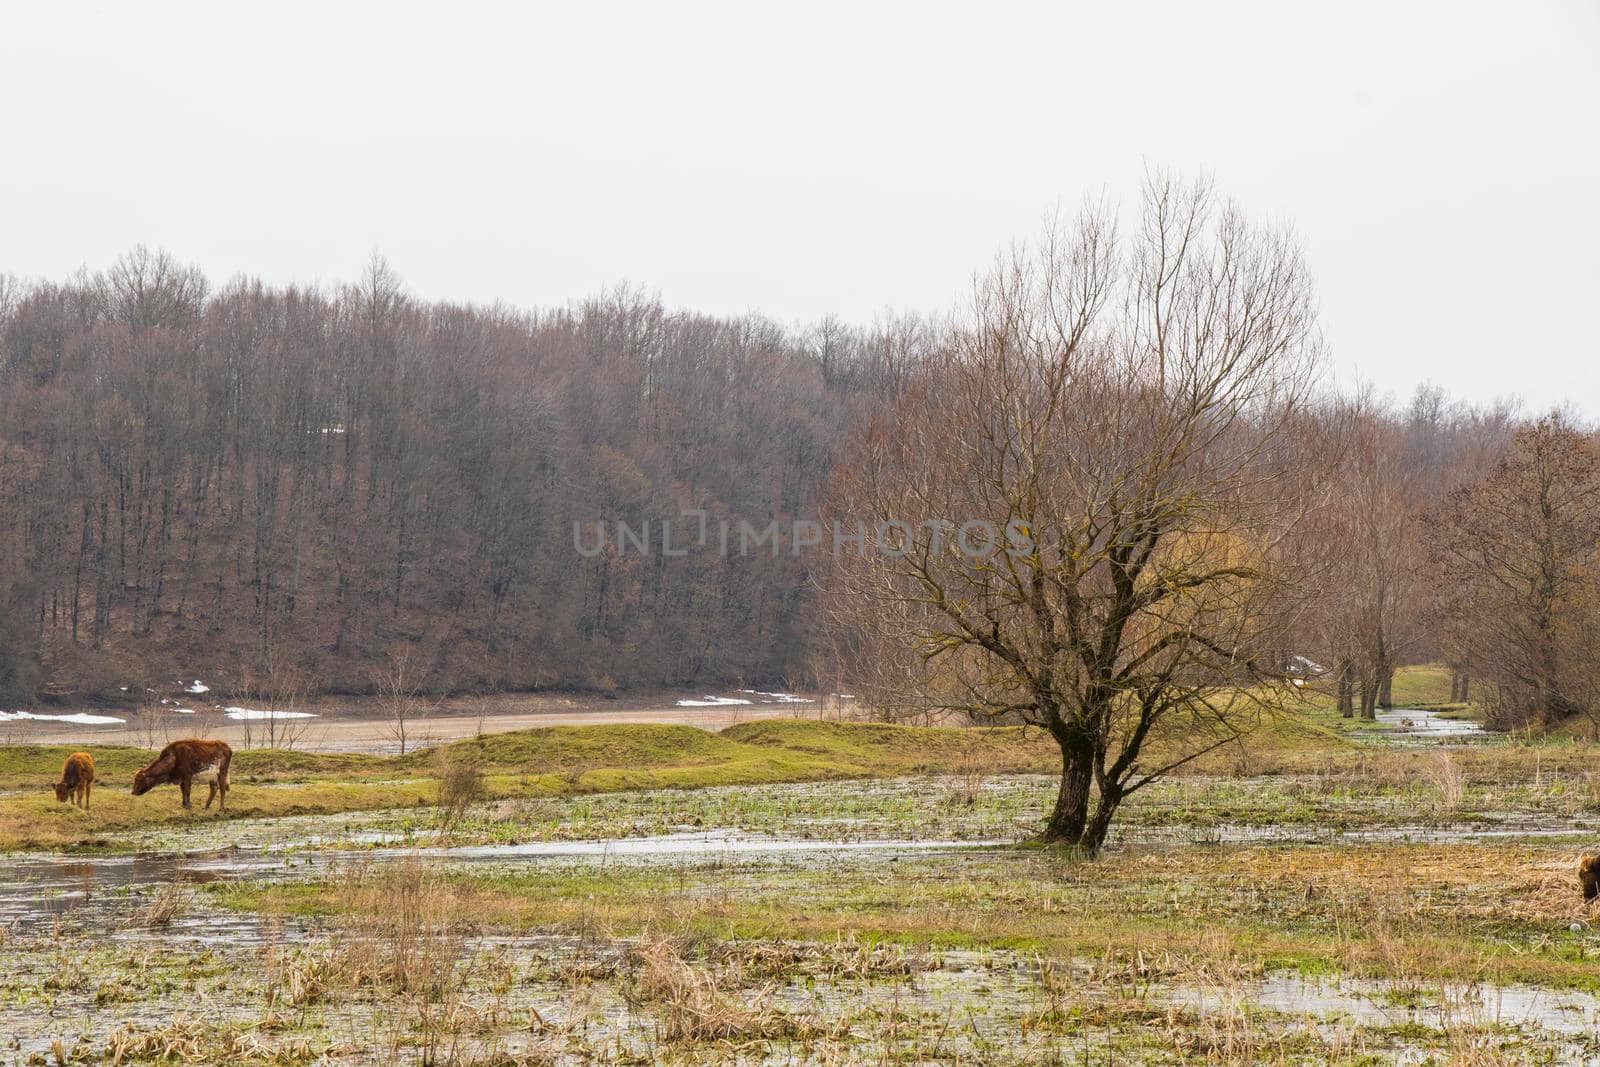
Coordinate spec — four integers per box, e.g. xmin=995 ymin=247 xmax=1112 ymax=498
xmin=2 ymin=1 xmax=1596 ymax=413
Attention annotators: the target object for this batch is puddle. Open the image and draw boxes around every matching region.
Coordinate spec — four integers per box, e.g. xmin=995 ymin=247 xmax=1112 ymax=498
xmin=0 ymin=851 xmax=278 ymax=927
xmin=1166 ymin=972 xmax=1600 ymax=1038
xmin=1 ymin=833 xmax=1004 ymax=929
xmin=1116 ymin=817 xmax=1600 ymax=848
xmin=1352 ymin=706 xmax=1488 ymax=745
xmin=428 ymin=830 xmax=1003 ymax=860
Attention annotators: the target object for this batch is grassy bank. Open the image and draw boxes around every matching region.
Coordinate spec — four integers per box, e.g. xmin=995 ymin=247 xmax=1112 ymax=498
xmin=0 ymin=720 xmax=1044 ymax=850
xmin=0 ymin=704 xmax=1356 ymax=851
xmin=0 ymin=660 xmax=1526 ymax=852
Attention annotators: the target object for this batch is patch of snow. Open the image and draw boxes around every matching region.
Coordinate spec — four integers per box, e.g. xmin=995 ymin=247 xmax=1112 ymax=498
xmin=675 ymin=695 xmax=753 ymax=707
xmin=185 ymin=680 xmax=210 ymax=694
xmin=0 ymin=710 xmax=126 ymax=725
xmin=173 ymin=707 xmax=196 ymax=715
xmin=223 ymin=706 xmax=317 ymax=721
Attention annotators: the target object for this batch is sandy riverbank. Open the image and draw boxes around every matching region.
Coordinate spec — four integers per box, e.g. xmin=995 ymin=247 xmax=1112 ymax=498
xmin=0 ymin=690 xmax=847 ymax=753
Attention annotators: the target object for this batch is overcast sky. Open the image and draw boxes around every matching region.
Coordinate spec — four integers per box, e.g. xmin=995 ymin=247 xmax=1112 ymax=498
xmin=2 ymin=1 xmax=1595 ymax=413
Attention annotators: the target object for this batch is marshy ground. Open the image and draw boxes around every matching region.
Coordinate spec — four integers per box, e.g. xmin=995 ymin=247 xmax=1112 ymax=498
xmin=6 ymin=669 xmax=1600 ymax=1064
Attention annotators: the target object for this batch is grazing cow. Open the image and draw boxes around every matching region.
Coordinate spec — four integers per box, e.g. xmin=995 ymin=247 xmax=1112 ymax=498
xmin=53 ymin=751 xmax=95 ymax=810
xmin=131 ymin=739 xmax=232 ymax=811
xmin=1582 ymin=855 xmax=1600 ymax=901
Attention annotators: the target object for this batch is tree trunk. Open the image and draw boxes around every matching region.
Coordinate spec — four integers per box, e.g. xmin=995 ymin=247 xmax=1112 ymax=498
xmin=1080 ymin=783 xmax=1125 ymax=855
xmin=1378 ymin=666 xmax=1394 ymax=710
xmin=1337 ymin=659 xmax=1354 ymax=718
xmin=1041 ymin=735 xmax=1093 ymax=845
xmin=1360 ymin=678 xmax=1378 ymax=721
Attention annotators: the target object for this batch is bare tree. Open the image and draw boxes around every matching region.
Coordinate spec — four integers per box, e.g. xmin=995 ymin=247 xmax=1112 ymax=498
xmin=238 ymin=656 xmax=315 ymax=750
xmin=1331 ymin=402 xmax=1429 ymax=718
xmin=375 ymin=644 xmax=426 ymax=755
xmin=1435 ymin=416 xmax=1600 ymax=729
xmin=825 ymin=174 xmax=1327 ymax=853
xmin=130 ymin=700 xmax=172 ymax=749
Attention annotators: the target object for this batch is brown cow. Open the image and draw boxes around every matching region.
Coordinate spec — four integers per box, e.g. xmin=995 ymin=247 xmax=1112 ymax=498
xmin=1581 ymin=855 xmax=1600 ymax=901
xmin=54 ymin=751 xmax=95 ymax=810
xmin=131 ymin=739 xmax=232 ymax=811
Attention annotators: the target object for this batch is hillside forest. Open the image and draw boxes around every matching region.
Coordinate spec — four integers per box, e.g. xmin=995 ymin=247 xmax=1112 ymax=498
xmin=1 ymin=245 xmax=1596 ymax=733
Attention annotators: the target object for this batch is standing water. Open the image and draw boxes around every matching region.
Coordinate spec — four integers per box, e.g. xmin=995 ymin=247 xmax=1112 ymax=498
xmin=1354 ymin=706 xmax=1487 ymax=744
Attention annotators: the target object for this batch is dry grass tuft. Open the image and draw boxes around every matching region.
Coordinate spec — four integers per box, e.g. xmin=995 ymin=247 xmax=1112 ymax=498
xmin=323 ymin=858 xmax=469 ymax=998
xmin=263 ymin=943 xmax=331 ymax=1008
xmin=1423 ymin=751 xmax=1466 ymax=811
xmin=1583 ymin=772 xmax=1600 ymax=811
xmin=624 ymin=932 xmax=815 ymax=1043
xmin=107 ymin=1020 xmax=207 ymax=1065
xmin=259 ymin=859 xmax=479 ymax=1057
xmin=106 ymin=1019 xmax=317 ymax=1064
xmin=134 ymin=881 xmax=192 ymax=928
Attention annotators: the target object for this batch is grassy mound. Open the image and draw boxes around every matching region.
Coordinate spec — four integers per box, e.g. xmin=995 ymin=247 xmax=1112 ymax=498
xmin=723 ymin=719 xmax=1057 ymax=773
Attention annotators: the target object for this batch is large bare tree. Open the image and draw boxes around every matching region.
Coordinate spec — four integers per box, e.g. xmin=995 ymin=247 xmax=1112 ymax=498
xmin=825 ymin=175 xmax=1327 ymax=852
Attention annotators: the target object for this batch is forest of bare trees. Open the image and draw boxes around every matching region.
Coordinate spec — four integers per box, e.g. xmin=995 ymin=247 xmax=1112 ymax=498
xmin=0 ymin=249 xmax=914 ymax=701
xmin=1 ymin=237 xmax=1597 ymax=742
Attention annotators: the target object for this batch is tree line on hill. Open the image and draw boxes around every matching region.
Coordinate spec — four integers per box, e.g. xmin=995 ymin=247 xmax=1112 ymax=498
xmin=1 ymin=228 xmax=1597 ymax=748
xmin=0 ymin=249 xmax=919 ymax=701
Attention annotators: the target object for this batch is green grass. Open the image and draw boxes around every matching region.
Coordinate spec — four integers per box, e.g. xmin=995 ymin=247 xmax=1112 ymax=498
xmin=1385 ymin=663 xmax=1457 ymax=708
xmin=0 ymin=743 xmax=156 ymax=789
xmin=0 ymin=743 xmax=386 ymax=790
xmin=1287 ymin=662 xmax=1477 ymax=725
xmin=0 ymin=721 xmax=1067 ymax=849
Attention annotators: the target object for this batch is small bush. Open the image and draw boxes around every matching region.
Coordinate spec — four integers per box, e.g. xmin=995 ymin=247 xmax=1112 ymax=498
xmin=436 ymin=751 xmax=485 ymax=830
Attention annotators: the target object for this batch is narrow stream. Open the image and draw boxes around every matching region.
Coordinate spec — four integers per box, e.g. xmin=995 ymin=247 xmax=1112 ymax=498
xmin=1353 ymin=706 xmax=1488 ymax=744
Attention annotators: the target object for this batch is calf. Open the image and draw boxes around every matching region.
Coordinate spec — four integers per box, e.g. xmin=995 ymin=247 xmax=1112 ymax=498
xmin=1582 ymin=855 xmax=1600 ymax=901
xmin=131 ymin=739 xmax=232 ymax=811
xmin=53 ymin=751 xmax=95 ymax=810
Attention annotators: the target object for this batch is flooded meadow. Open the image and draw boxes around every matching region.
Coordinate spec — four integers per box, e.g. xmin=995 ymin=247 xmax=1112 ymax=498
xmin=6 ymin=707 xmax=1600 ymax=1064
